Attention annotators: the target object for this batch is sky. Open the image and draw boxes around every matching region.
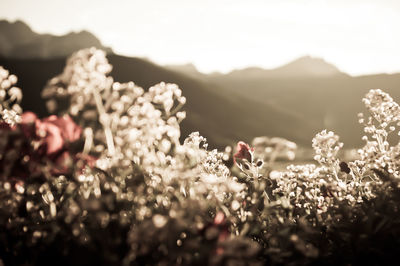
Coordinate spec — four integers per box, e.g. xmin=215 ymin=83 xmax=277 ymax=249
xmin=0 ymin=0 xmax=399 ymax=75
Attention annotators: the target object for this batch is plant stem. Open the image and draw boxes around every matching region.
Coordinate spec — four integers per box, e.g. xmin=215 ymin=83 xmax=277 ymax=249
xmin=92 ymin=86 xmax=115 ymax=156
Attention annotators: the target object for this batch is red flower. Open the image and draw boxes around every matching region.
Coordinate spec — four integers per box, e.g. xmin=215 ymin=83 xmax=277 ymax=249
xmin=36 ymin=119 xmax=64 ymax=155
xmin=20 ymin=113 xmax=82 ymax=155
xmin=0 ymin=112 xmax=92 ymax=180
xmin=21 ymin=112 xmax=37 ymax=123
xmin=38 ymin=115 xmax=81 ymax=155
xmin=233 ymin=141 xmax=254 ymax=164
xmin=42 ymin=115 xmax=82 ymax=143
xmin=20 ymin=112 xmax=37 ymax=138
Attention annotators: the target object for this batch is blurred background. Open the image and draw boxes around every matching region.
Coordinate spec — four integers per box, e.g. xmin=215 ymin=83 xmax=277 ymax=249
xmin=0 ymin=0 xmax=399 ymax=157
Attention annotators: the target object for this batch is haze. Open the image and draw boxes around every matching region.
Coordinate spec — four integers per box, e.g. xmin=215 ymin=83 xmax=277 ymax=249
xmin=1 ymin=0 xmax=399 ymax=76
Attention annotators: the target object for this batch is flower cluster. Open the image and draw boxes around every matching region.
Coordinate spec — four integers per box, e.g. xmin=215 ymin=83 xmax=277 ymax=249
xmin=0 ymin=66 xmax=22 ymax=113
xmin=312 ymin=130 xmax=343 ymax=165
xmin=361 ymin=88 xmax=400 ymax=128
xmin=311 ymin=130 xmax=343 ymax=179
xmin=0 ymin=49 xmax=250 ymax=265
xmin=230 ymin=91 xmax=400 ymax=263
xmin=0 ymin=114 xmax=92 ymax=178
xmin=0 ymin=84 xmax=90 ymax=181
xmin=357 ymin=89 xmax=400 ymax=177
xmin=41 ymin=48 xmax=187 ymax=172
xmin=0 ymin=66 xmax=22 ymax=127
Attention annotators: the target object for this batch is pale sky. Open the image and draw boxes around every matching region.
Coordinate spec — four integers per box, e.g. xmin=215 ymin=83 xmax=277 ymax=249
xmin=0 ymin=0 xmax=399 ymax=75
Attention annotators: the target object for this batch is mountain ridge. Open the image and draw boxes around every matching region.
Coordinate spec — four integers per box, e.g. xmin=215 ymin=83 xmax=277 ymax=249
xmin=0 ymin=20 xmax=112 ymax=59
xmin=166 ymin=55 xmax=347 ymax=80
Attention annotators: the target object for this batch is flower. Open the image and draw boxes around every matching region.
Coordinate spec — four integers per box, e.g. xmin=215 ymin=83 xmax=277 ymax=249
xmin=42 ymin=115 xmax=82 ymax=143
xmin=19 ymin=112 xmax=82 ymax=155
xmin=312 ymin=130 xmax=343 ymax=166
xmin=0 ymin=111 xmax=86 ymax=180
xmin=36 ymin=119 xmax=65 ymax=155
xmin=20 ymin=111 xmax=37 ymax=138
xmin=233 ymin=141 xmax=254 ymax=164
xmin=21 ymin=111 xmax=37 ymax=123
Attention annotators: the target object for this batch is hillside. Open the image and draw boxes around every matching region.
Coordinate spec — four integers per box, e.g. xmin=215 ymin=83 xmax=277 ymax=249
xmin=0 ymin=55 xmax=314 ymax=148
xmin=207 ymin=72 xmax=400 ymax=147
xmin=0 ymin=20 xmax=111 ymax=58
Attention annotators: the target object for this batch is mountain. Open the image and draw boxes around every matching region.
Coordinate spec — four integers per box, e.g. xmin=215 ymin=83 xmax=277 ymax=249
xmin=0 ymin=55 xmax=315 ymax=149
xmin=224 ymin=56 xmax=345 ymax=79
xmin=206 ymin=70 xmax=400 ymax=148
xmin=164 ymin=56 xmax=343 ymax=80
xmin=0 ymin=20 xmax=111 ymax=59
xmin=164 ymin=63 xmax=204 ymax=79
xmin=162 ymin=57 xmax=400 ymax=149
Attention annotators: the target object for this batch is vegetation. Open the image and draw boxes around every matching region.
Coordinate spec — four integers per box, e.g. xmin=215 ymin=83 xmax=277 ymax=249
xmin=1 ymin=48 xmax=400 ymax=265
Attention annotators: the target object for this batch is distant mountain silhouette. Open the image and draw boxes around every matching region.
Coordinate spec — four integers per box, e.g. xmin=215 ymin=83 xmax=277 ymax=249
xmin=225 ymin=56 xmax=345 ymax=79
xmin=0 ymin=20 xmax=111 ymax=58
xmin=165 ymin=56 xmax=345 ymax=81
xmin=165 ymin=63 xmax=204 ymax=79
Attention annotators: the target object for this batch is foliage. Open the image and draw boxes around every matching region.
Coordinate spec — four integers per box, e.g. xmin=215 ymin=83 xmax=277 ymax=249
xmin=1 ymin=49 xmax=400 ymax=265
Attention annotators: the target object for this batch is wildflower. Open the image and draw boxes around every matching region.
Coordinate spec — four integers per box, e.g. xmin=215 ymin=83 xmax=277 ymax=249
xmin=362 ymin=89 xmax=400 ymax=127
xmin=0 ymin=109 xmax=21 ymax=126
xmin=0 ymin=110 xmax=86 ymax=180
xmin=19 ymin=112 xmax=37 ymax=137
xmin=233 ymin=141 xmax=254 ymax=164
xmin=0 ymin=66 xmax=22 ymax=113
xmin=21 ymin=111 xmax=37 ymax=123
xmin=20 ymin=112 xmax=82 ymax=155
xmin=35 ymin=119 xmax=65 ymax=155
xmin=42 ymin=115 xmax=82 ymax=144
xmin=312 ymin=130 xmax=343 ymax=166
